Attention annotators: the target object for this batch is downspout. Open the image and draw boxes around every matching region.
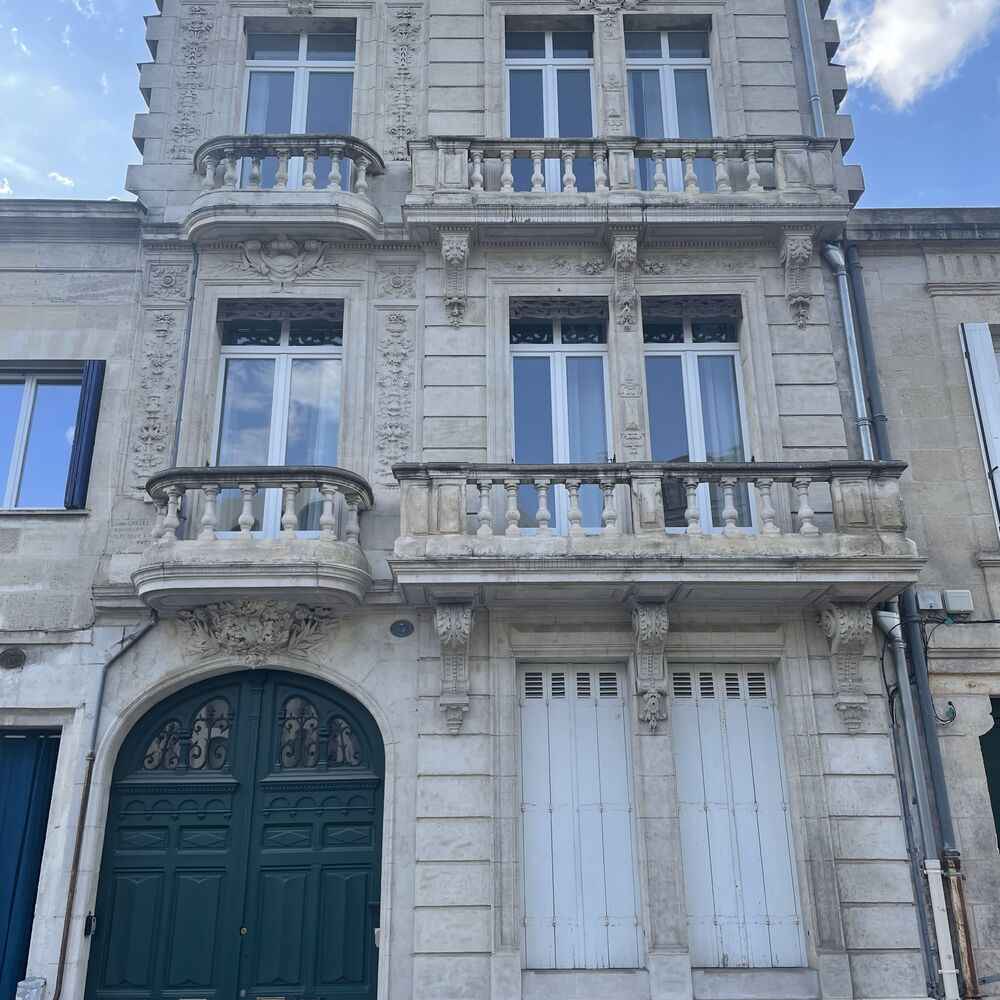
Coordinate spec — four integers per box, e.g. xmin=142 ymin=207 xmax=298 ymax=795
xmin=794 ymin=0 xmax=825 ymax=136
xmin=846 ymin=244 xmax=982 ymax=997
xmin=50 ymin=612 xmax=159 ymax=1000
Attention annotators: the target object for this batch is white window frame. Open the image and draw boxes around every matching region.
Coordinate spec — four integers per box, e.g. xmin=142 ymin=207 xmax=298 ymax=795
xmin=961 ymin=322 xmax=1000 ymax=539
xmin=1 ymin=372 xmax=80 ymax=510
xmin=643 ymin=317 xmax=754 ymax=533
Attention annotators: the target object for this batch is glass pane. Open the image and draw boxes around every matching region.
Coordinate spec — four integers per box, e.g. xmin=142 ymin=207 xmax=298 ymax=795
xmin=222 ymin=320 xmax=281 ymax=346
xmin=692 ymin=318 xmax=737 ymax=343
xmin=306 ymin=72 xmax=353 ymax=133
xmin=668 ymin=30 xmax=709 ymax=58
xmin=513 ymin=357 xmax=553 ymax=463
xmin=285 ymin=359 xmax=341 ymax=466
xmin=675 ymin=68 xmax=712 ymax=136
xmin=628 ymin=69 xmax=663 ymax=137
xmin=245 ymin=72 xmax=294 ymax=187
xmin=509 ymin=69 xmax=544 ymax=136
xmin=566 ymin=356 xmax=608 ymax=528
xmin=510 ymin=321 xmax=553 ymax=345
xmin=16 ymin=382 xmax=81 ymax=508
xmin=561 ymin=322 xmax=606 ymax=344
xmin=216 ymin=359 xmax=276 ymax=465
xmin=289 ymin=319 xmax=343 ymax=346
xmin=698 ymin=354 xmax=751 ymax=527
xmin=505 ymin=31 xmax=545 ymax=58
xmin=556 ymin=69 xmax=593 ymax=135
xmin=625 ymin=31 xmax=662 ymax=59
xmin=247 ymin=33 xmax=300 ymax=60
xmin=552 ymin=31 xmax=593 ymax=59
xmin=643 ymin=321 xmax=684 ymax=344
xmin=307 ymin=33 xmax=356 ymax=61
xmin=645 ymin=356 xmax=689 ymax=525
xmin=0 ymin=381 xmax=24 ymax=500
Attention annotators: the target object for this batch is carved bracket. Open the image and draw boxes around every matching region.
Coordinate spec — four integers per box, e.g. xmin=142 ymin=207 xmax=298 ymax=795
xmin=632 ymin=602 xmax=669 ymax=731
xmin=435 ymin=604 xmax=474 ymax=732
xmin=819 ymin=602 xmax=873 ymax=731
xmin=240 ymin=234 xmax=327 ymax=290
xmin=779 ymin=230 xmax=814 ymax=329
xmin=611 ymin=233 xmax=638 ymax=329
xmin=441 ymin=232 xmax=470 ymax=326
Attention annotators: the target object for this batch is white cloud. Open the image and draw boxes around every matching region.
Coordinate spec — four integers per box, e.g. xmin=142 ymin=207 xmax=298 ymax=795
xmin=48 ymin=171 xmax=75 ymax=187
xmin=832 ymin=0 xmax=1000 ymax=108
xmin=99 ymin=71 xmax=109 ymax=94
xmin=63 ymin=0 xmax=98 ymax=16
xmin=62 ymin=24 xmax=72 ymax=46
xmin=10 ymin=26 xmax=29 ymax=55
xmin=0 ymin=178 xmax=12 ymax=196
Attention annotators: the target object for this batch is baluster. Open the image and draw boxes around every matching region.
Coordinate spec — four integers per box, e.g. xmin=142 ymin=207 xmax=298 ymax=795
xmin=600 ymin=478 xmax=618 ymax=534
xmin=713 ymin=148 xmax=732 ymax=193
xmin=561 ymin=149 xmax=577 ymax=193
xmin=162 ymin=486 xmax=183 ymax=541
xmin=319 ymin=485 xmax=338 ymax=541
xmin=476 ymin=480 xmax=494 ymax=536
xmin=345 ymin=499 xmax=361 ymax=545
xmin=683 ymin=476 xmax=702 ymax=535
xmin=744 ymin=147 xmax=763 ymax=193
xmin=566 ymin=479 xmax=584 ymax=537
xmin=222 ymin=149 xmax=239 ymax=189
xmin=238 ymin=484 xmax=257 ymax=536
xmin=682 ymin=148 xmax=700 ymax=194
xmin=504 ymin=479 xmax=521 ymax=536
xmin=355 ymin=157 xmax=370 ymax=198
xmin=248 ymin=153 xmax=262 ymax=189
xmin=499 ymin=150 xmax=514 ymax=193
xmin=199 ymin=484 xmax=220 ymax=541
xmin=151 ymin=503 xmax=167 ymax=542
xmin=720 ymin=477 xmax=739 ymax=537
xmin=281 ymin=483 xmax=299 ymax=538
xmin=794 ymin=476 xmax=819 ymax=535
xmin=470 ymin=149 xmax=484 ymax=191
xmin=652 ymin=147 xmax=667 ymax=191
xmin=201 ymin=154 xmax=219 ymax=191
xmin=756 ymin=477 xmax=780 ymax=535
xmin=328 ymin=149 xmax=343 ymax=191
xmin=594 ymin=148 xmax=609 ymax=192
xmin=274 ymin=148 xmax=290 ymax=190
xmin=530 ymin=149 xmax=545 ymax=192
xmin=302 ymin=147 xmax=317 ymax=190
xmin=535 ymin=479 xmax=552 ymax=536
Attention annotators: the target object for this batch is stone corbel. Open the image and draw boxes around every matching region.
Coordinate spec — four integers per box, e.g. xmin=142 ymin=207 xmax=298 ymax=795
xmin=441 ymin=231 xmax=471 ymax=327
xmin=779 ymin=230 xmax=814 ymax=329
xmin=435 ymin=603 xmax=475 ymax=733
xmin=819 ymin=602 xmax=873 ymax=731
xmin=632 ymin=602 xmax=670 ymax=731
xmin=611 ymin=233 xmax=639 ymax=329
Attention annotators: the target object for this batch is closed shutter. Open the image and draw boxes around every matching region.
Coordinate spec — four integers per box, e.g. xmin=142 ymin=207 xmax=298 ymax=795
xmin=64 ymin=360 xmax=106 ymax=509
xmin=962 ymin=323 xmax=1000 ymax=536
xmin=519 ymin=666 xmax=642 ymax=970
xmin=671 ymin=665 xmax=804 ymax=968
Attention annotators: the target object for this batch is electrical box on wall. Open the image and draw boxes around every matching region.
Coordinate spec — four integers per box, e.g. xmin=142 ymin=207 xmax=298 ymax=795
xmin=916 ymin=590 xmax=944 ymax=611
xmin=943 ymin=590 xmax=975 ymax=615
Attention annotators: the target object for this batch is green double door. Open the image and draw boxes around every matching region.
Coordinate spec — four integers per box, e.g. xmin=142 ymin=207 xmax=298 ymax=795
xmin=86 ymin=670 xmax=384 ymax=1000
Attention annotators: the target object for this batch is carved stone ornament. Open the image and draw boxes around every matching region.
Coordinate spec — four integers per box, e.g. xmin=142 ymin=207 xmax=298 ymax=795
xmin=386 ymin=8 xmax=421 ymax=160
xmin=169 ymin=6 xmax=215 ymax=160
xmin=131 ymin=312 xmax=181 ymax=483
xmin=288 ymin=0 xmax=313 ymax=12
xmin=435 ymin=604 xmax=474 ymax=733
xmin=577 ymin=0 xmax=643 ymax=12
xmin=377 ymin=265 xmax=417 ymax=298
xmin=374 ymin=312 xmax=415 ymax=483
xmin=239 ymin=235 xmax=327 ymax=290
xmin=146 ymin=264 xmax=190 ymax=299
xmin=819 ymin=602 xmax=873 ymax=731
xmin=441 ymin=232 xmax=470 ymax=326
xmin=632 ymin=603 xmax=669 ymax=732
xmin=779 ymin=231 xmax=814 ymax=329
xmin=612 ymin=234 xmax=639 ymax=329
xmin=510 ymin=297 xmax=608 ymax=320
xmin=178 ymin=599 xmax=338 ymax=666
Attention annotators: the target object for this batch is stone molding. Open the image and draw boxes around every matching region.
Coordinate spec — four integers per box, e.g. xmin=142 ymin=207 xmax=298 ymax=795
xmin=178 ymin=599 xmax=338 ymax=666
xmin=779 ymin=230 xmax=814 ymax=329
xmin=374 ymin=311 xmax=415 ymax=483
xmin=632 ymin=602 xmax=669 ymax=732
xmin=611 ymin=233 xmax=638 ymax=329
xmin=441 ymin=232 xmax=470 ymax=326
xmin=819 ymin=602 xmax=873 ymax=731
xmin=434 ymin=603 xmax=474 ymax=733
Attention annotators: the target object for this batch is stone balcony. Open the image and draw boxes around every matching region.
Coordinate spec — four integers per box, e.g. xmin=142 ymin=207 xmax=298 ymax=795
xmin=132 ymin=466 xmax=374 ymax=612
xmin=405 ymin=135 xmax=861 ymax=242
xmin=389 ymin=461 xmax=922 ymax=608
xmin=183 ymin=134 xmax=386 ymax=242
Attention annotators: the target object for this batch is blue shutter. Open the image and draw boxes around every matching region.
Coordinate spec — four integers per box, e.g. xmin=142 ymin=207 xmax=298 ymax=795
xmin=0 ymin=732 xmax=61 ymax=997
xmin=64 ymin=360 xmax=106 ymax=510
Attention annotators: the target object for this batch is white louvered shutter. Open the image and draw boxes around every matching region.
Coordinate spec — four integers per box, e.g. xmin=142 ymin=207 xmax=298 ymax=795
xmin=671 ymin=665 xmax=804 ymax=969
xmin=519 ymin=666 xmax=642 ymax=970
xmin=962 ymin=323 xmax=1000 ymax=536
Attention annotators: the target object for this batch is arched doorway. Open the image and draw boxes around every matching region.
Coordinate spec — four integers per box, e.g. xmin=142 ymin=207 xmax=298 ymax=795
xmin=86 ymin=670 xmax=384 ymax=1000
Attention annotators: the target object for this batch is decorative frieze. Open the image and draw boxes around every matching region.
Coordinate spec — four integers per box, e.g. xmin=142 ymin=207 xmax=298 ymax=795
xmin=494 ymin=256 xmax=608 ymax=276
xmin=612 ymin=234 xmax=638 ymax=328
xmin=288 ymin=0 xmax=313 ymax=12
xmin=819 ymin=602 xmax=873 ymax=731
xmin=435 ymin=603 xmax=474 ymax=733
xmin=131 ymin=312 xmax=181 ymax=484
xmin=374 ymin=311 xmax=415 ymax=483
xmin=179 ymin=599 xmax=338 ymax=666
xmin=632 ymin=602 xmax=669 ymax=732
xmin=441 ymin=232 xmax=470 ymax=326
xmin=779 ymin=230 xmax=814 ymax=328
xmin=639 ymin=254 xmax=754 ymax=276
xmin=169 ymin=5 xmax=215 ymax=161
xmin=385 ymin=8 xmax=421 ymax=161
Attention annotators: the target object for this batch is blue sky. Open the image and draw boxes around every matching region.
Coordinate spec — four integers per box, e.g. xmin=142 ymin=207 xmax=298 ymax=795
xmin=0 ymin=0 xmax=997 ymax=207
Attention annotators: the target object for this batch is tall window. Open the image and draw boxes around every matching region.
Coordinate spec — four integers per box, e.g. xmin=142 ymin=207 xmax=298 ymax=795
xmin=243 ymin=29 xmax=356 ymax=187
xmin=642 ymin=297 xmax=751 ymax=530
xmin=510 ymin=300 xmax=610 ymax=529
xmin=961 ymin=323 xmax=1000 ymax=536
xmin=626 ymin=29 xmax=715 ymax=190
xmin=505 ymin=27 xmax=596 ymax=191
xmin=214 ymin=302 xmax=343 ymax=534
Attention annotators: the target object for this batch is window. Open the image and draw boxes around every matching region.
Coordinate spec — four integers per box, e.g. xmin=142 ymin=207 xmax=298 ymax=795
xmin=982 ymin=699 xmax=1000 ymax=849
xmin=642 ymin=297 xmax=751 ymax=531
xmin=510 ymin=300 xmax=610 ymax=529
xmin=519 ymin=666 xmax=642 ymax=969
xmin=961 ymin=323 xmax=1000 ymax=536
xmin=0 ymin=363 xmax=103 ymax=510
xmin=670 ymin=665 xmax=805 ymax=968
xmin=214 ymin=302 xmax=343 ymax=534
xmin=626 ymin=29 xmax=716 ymax=191
xmin=243 ymin=28 xmax=356 ymax=187
xmin=505 ymin=26 xmax=596 ymax=190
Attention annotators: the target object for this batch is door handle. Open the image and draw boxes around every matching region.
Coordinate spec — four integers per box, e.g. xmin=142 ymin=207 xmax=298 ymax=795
xmin=240 ymin=926 xmax=247 ymax=936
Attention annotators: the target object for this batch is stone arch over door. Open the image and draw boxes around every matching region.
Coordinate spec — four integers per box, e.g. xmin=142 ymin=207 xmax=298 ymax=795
xmin=85 ymin=669 xmax=385 ymax=1000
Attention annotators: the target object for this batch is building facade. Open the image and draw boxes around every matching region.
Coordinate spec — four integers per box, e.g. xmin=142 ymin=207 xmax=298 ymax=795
xmin=0 ymin=2 xmax=995 ymax=1000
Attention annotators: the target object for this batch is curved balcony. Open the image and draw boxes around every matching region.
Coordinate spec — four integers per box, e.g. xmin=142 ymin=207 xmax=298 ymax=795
xmin=184 ymin=134 xmax=386 ymax=242
xmin=133 ymin=466 xmax=375 ymax=612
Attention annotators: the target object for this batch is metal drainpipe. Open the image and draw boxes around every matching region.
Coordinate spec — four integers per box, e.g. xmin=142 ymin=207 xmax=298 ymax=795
xmin=794 ymin=0 xmax=825 ymax=136
xmin=50 ymin=612 xmax=158 ymax=1000
xmin=846 ymin=243 xmax=982 ymax=997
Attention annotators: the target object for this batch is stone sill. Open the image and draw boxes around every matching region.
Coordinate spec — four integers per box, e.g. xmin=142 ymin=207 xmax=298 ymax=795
xmin=0 ymin=508 xmax=90 ymax=517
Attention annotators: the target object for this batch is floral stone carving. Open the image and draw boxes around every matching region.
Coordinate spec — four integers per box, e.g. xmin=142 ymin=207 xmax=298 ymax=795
xmin=819 ymin=602 xmax=873 ymax=730
xmin=780 ymin=231 xmax=814 ymax=329
xmin=441 ymin=232 xmax=470 ymax=326
xmin=240 ymin=235 xmax=327 ymax=290
xmin=374 ymin=312 xmax=415 ymax=483
xmin=386 ymin=8 xmax=421 ymax=160
xmin=632 ymin=602 xmax=669 ymax=731
xmin=612 ymin=234 xmax=638 ymax=329
xmin=435 ymin=603 xmax=474 ymax=733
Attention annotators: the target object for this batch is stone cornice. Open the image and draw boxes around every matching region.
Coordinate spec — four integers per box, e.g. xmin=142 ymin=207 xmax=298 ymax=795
xmin=0 ymin=199 xmax=144 ymax=241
